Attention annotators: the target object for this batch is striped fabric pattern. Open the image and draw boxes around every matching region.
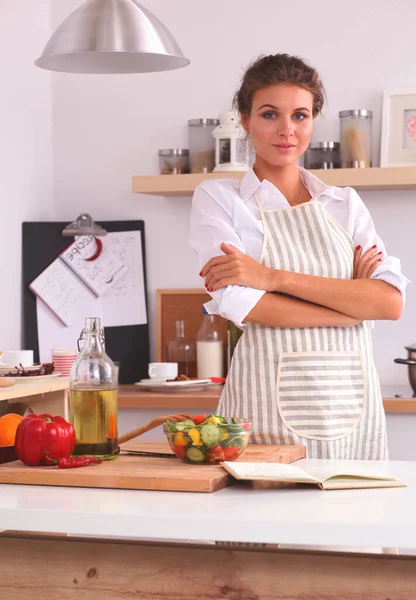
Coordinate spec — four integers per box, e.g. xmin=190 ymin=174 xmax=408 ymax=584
xmin=277 ymin=352 xmax=365 ymax=440
xmin=218 ymin=198 xmax=388 ymax=460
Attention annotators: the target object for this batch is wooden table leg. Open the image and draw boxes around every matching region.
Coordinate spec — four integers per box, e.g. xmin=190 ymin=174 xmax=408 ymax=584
xmin=0 ymin=533 xmax=415 ymax=599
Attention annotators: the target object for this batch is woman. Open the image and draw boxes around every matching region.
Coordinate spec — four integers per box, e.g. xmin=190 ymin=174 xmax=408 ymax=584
xmin=189 ymin=54 xmax=408 ymax=460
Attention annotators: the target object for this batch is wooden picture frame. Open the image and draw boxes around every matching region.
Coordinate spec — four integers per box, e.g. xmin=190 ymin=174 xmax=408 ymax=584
xmin=156 ymin=289 xmax=228 ymax=377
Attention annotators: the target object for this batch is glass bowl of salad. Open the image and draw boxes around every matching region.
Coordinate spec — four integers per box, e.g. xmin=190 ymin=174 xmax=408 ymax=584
xmin=163 ymin=413 xmax=252 ymax=464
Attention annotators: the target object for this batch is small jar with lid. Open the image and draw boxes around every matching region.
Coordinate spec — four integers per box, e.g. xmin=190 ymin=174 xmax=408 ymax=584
xmin=304 ymin=142 xmax=341 ymax=170
xmin=188 ymin=118 xmax=220 ymax=173
xmin=158 ymin=149 xmax=189 ymax=174
xmin=339 ymin=110 xmax=373 ymax=168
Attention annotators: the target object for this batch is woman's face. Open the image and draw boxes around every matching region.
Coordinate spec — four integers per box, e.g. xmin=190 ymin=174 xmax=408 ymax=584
xmin=242 ymin=83 xmax=314 ymax=168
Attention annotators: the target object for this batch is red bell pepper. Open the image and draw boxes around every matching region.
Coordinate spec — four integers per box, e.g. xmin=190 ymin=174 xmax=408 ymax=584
xmin=192 ymin=414 xmax=207 ymax=425
xmin=15 ymin=413 xmax=76 ymax=466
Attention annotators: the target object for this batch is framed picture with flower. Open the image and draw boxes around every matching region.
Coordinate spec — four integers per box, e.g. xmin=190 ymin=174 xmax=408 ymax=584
xmin=380 ymin=89 xmax=416 ymax=167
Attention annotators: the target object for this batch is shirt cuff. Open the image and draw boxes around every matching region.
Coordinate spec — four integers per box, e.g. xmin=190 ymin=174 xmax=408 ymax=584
xmin=371 ymin=260 xmax=410 ymax=305
xmin=204 ymin=286 xmax=266 ymax=328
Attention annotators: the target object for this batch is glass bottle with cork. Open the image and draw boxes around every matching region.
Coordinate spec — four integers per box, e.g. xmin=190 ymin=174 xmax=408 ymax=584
xmin=167 ymin=319 xmax=196 ymax=377
xmin=196 ymin=308 xmax=224 ymax=378
xmin=69 ymin=317 xmax=118 ymax=460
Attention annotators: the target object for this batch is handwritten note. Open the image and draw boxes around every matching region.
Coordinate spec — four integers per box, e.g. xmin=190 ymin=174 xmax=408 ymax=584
xmin=29 ymin=260 xmax=95 ymax=326
xmin=102 ymin=231 xmax=147 ymax=326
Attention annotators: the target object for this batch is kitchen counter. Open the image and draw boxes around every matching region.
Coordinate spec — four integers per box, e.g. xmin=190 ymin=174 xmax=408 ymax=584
xmin=0 ymin=457 xmax=414 ymax=548
xmin=0 ymin=458 xmax=415 ymax=598
xmin=0 ymin=377 xmax=69 ymax=418
xmin=118 ymin=383 xmax=416 ymax=412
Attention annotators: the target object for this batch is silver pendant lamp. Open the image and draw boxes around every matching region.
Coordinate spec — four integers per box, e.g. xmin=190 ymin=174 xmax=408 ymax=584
xmin=35 ymin=0 xmax=189 ymax=74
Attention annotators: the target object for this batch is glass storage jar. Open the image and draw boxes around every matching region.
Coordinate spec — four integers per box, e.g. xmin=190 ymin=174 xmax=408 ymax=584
xmin=167 ymin=319 xmax=196 ymax=377
xmin=339 ymin=110 xmax=373 ymax=168
xmin=188 ymin=118 xmax=219 ymax=173
xmin=158 ymin=149 xmax=189 ymax=174
xmin=304 ymin=142 xmax=341 ymax=169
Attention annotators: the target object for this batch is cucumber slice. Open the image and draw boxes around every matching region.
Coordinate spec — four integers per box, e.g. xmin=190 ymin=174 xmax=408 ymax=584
xmin=200 ymin=423 xmax=222 ymax=447
xmin=215 ymin=416 xmax=229 ymax=424
xmin=186 ymin=446 xmax=206 ymax=463
xmin=222 ymin=435 xmax=247 ymax=448
xmin=175 ymin=418 xmax=196 ymax=432
xmin=225 ymin=423 xmax=244 ymax=434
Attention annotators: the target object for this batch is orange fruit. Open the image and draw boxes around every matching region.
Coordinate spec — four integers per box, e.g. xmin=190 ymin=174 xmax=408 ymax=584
xmin=0 ymin=413 xmax=24 ymax=446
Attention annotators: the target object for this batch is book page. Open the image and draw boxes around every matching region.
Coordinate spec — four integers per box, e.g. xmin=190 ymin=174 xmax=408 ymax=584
xmin=223 ymin=462 xmax=319 ymax=483
xmin=101 ymin=231 xmax=147 ymax=327
xmin=321 ymin=477 xmax=405 ymax=491
xmin=29 ymin=260 xmax=95 ymax=327
xmin=304 ymin=466 xmax=400 ymax=484
xmin=36 ymin=295 xmax=103 ymax=363
xmin=60 ymin=236 xmax=127 ymax=297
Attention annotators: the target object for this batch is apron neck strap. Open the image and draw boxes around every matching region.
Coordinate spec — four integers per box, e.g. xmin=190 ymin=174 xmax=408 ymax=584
xmin=253 ymin=193 xmax=264 ymax=214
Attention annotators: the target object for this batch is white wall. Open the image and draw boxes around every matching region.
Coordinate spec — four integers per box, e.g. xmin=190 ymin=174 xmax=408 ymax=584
xmin=0 ymin=1 xmax=53 ymax=348
xmin=48 ymin=0 xmax=415 ymax=388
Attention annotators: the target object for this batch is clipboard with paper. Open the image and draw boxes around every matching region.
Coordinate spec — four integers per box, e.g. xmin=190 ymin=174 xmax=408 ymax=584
xmin=23 ymin=220 xmax=149 ymax=384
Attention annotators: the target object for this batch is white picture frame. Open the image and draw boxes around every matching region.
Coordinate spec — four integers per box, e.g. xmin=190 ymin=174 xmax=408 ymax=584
xmin=380 ymin=89 xmax=416 ymax=167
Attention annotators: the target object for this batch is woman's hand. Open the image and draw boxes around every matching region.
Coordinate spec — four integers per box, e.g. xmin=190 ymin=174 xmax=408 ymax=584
xmin=201 ymin=243 xmax=276 ymax=292
xmin=353 ymin=245 xmax=382 ymax=279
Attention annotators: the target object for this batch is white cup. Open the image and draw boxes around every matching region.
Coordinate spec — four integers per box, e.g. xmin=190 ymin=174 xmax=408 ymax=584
xmin=0 ymin=350 xmax=34 ymax=368
xmin=148 ymin=362 xmax=178 ymax=380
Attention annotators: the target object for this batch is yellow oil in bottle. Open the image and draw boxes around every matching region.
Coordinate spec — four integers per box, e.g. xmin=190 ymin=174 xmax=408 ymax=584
xmin=70 ymin=388 xmax=118 ymax=460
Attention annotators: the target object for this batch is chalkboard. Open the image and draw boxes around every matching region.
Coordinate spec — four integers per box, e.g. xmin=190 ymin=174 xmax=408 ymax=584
xmin=22 ymin=221 xmax=149 ymax=384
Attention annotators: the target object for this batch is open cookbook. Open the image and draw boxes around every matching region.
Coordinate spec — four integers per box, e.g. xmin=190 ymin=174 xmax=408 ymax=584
xmin=222 ymin=461 xmax=406 ymax=491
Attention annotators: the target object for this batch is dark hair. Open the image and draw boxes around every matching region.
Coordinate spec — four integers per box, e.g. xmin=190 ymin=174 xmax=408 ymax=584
xmin=234 ymin=53 xmax=325 ymax=118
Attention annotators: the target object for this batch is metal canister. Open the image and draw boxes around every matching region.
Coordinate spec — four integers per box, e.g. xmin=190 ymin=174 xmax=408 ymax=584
xmin=304 ymin=142 xmax=341 ymax=169
xmin=158 ymin=149 xmax=189 ymax=174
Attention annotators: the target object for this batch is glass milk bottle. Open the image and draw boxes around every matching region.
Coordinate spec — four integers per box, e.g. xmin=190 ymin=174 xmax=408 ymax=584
xmin=69 ymin=317 xmax=118 ymax=460
xmin=196 ymin=308 xmax=224 ymax=378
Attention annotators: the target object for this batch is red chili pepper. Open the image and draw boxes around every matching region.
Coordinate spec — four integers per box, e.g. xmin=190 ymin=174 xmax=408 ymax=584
xmin=57 ymin=456 xmax=102 ymax=469
xmin=192 ymin=414 xmax=207 ymax=425
xmin=15 ymin=413 xmax=76 ymax=466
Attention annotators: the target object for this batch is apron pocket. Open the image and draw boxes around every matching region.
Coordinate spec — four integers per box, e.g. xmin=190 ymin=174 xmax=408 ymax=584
xmin=276 ymin=351 xmax=366 ymax=441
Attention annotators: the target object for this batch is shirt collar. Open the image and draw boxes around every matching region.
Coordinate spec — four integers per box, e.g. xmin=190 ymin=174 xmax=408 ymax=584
xmin=239 ymin=166 xmax=344 ymax=203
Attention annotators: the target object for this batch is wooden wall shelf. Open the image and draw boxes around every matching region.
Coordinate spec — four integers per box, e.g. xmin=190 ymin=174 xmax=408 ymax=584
xmin=132 ymin=167 xmax=416 ymax=196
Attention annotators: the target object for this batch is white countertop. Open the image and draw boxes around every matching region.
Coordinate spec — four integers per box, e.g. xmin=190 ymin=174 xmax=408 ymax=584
xmin=0 ymin=458 xmax=415 ymax=551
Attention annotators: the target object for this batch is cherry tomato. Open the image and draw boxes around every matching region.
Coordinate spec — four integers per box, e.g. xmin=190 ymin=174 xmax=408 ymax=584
xmin=174 ymin=444 xmax=186 ymax=459
xmin=223 ymin=446 xmax=241 ymax=460
xmin=208 ymin=445 xmax=225 ymax=461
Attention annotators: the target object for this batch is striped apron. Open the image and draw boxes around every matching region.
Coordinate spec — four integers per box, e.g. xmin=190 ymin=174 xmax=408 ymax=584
xmin=218 ymin=194 xmax=388 ymax=460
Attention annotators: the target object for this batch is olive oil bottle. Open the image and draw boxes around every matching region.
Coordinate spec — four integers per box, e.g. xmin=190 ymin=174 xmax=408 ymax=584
xmin=70 ymin=317 xmax=118 ymax=460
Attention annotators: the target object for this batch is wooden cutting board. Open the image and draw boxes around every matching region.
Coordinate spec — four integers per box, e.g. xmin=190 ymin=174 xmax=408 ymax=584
xmin=0 ymin=441 xmax=305 ymax=493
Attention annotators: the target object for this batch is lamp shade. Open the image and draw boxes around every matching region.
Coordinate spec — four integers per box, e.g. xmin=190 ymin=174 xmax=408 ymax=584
xmin=35 ymin=0 xmax=189 ymax=74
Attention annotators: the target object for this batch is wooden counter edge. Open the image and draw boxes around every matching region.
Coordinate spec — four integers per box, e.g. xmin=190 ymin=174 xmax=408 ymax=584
xmin=1 ymin=533 xmax=416 ymax=600
xmin=118 ymin=385 xmax=416 ymax=413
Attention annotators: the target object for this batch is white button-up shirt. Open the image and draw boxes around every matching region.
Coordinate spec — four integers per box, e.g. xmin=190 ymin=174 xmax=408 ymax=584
xmin=189 ymin=168 xmax=409 ymax=327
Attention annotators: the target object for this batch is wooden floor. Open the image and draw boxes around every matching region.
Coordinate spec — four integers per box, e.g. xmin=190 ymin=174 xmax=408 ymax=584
xmin=0 ymin=533 xmax=415 ymax=599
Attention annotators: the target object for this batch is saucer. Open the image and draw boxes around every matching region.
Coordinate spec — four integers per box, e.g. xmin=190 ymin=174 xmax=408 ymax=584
xmin=0 ymin=364 xmax=42 ymax=374
xmin=139 ymin=377 xmax=169 ymax=384
xmin=134 ymin=379 xmax=214 ymax=393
